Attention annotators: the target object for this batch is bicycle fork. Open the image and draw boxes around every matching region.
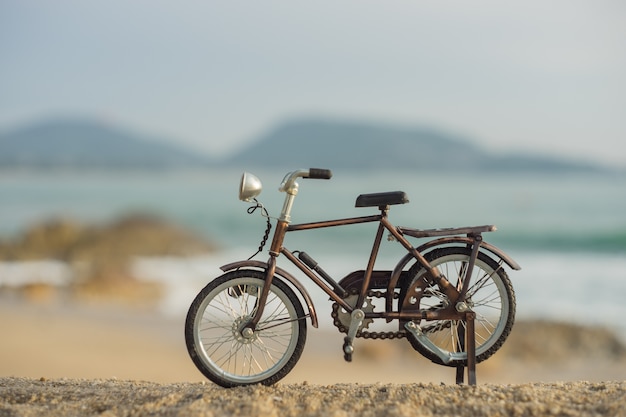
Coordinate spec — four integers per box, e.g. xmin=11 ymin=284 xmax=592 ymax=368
xmin=241 ymin=220 xmax=289 ymax=333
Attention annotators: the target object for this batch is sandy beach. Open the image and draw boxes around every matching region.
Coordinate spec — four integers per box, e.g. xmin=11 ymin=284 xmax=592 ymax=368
xmin=1 ymin=300 xmax=626 ymax=416
xmin=2 ymin=377 xmax=625 ymax=417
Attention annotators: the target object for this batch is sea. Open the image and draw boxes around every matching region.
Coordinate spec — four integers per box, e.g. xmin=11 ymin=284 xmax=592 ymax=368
xmin=1 ymin=168 xmax=625 ymax=339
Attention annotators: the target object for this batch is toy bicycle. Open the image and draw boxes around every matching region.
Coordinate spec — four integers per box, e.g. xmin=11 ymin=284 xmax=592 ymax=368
xmin=185 ymin=168 xmax=520 ymax=387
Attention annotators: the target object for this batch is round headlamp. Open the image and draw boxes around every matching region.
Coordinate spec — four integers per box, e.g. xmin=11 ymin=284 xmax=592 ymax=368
xmin=238 ymin=172 xmax=262 ymax=202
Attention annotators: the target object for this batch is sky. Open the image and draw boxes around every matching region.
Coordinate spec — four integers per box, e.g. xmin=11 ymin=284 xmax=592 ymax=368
xmin=1 ymin=1 xmax=625 ymax=167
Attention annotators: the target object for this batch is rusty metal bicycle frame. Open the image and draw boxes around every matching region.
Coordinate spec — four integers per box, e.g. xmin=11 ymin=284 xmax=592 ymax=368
xmin=247 ymin=205 xmax=480 ymax=330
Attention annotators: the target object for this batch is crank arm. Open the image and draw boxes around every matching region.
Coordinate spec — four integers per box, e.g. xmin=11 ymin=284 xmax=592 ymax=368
xmin=343 ymin=309 xmax=364 ymax=361
xmin=346 ymin=309 xmax=364 ymax=341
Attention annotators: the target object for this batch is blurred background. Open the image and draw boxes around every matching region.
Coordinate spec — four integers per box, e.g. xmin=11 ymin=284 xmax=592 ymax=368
xmin=1 ymin=1 xmax=625 ymax=384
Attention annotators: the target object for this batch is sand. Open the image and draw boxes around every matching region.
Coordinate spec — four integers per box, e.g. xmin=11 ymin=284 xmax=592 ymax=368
xmin=1 ymin=301 xmax=626 ymax=416
xmin=1 ymin=377 xmax=625 ymax=417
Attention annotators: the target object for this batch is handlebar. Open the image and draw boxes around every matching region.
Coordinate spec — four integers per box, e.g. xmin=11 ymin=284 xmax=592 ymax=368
xmin=278 ymin=168 xmax=332 ymax=222
xmin=305 ymin=168 xmax=333 ymax=180
xmin=279 ymin=168 xmax=332 ymax=193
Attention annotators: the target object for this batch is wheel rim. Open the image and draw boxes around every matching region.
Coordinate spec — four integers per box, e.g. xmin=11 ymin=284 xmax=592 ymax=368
xmin=192 ymin=277 xmax=301 ymax=384
xmin=415 ymin=252 xmax=510 ymax=360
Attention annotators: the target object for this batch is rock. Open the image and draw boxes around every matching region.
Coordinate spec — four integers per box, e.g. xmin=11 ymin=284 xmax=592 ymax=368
xmin=0 ymin=214 xmax=218 ymax=306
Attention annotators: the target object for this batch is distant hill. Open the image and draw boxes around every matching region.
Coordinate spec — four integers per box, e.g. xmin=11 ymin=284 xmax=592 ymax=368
xmin=0 ymin=119 xmax=212 ymax=169
xmin=0 ymin=117 xmax=608 ymax=173
xmin=225 ymin=118 xmax=605 ymax=173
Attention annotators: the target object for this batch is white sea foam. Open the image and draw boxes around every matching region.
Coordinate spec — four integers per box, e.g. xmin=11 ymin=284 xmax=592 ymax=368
xmin=0 ymin=260 xmax=72 ymax=287
xmin=130 ymin=248 xmax=626 ymax=340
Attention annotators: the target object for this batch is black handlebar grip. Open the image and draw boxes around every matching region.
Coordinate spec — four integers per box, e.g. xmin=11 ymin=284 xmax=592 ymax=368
xmin=306 ymin=168 xmax=333 ymax=179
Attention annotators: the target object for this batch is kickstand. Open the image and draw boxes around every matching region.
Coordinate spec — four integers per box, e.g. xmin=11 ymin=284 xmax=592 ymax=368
xmin=455 ymin=312 xmax=477 ymax=385
xmin=466 ymin=312 xmax=477 ymax=385
xmin=455 ymin=366 xmax=465 ymax=384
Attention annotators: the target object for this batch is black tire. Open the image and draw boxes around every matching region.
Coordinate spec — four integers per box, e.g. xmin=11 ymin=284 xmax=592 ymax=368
xmin=400 ymin=247 xmax=516 ymax=366
xmin=185 ymin=270 xmax=307 ymax=387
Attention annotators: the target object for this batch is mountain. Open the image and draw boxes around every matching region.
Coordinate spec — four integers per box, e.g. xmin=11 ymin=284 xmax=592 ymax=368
xmin=225 ymin=118 xmax=604 ymax=173
xmin=0 ymin=117 xmax=608 ymax=173
xmin=0 ymin=119 xmax=212 ymax=169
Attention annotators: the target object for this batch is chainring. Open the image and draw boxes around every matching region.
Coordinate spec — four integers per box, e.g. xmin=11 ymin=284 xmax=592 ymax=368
xmin=333 ymin=295 xmax=375 ymax=333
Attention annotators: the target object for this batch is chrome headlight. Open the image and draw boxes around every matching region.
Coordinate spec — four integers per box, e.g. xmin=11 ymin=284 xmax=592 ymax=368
xmin=238 ymin=172 xmax=262 ymax=202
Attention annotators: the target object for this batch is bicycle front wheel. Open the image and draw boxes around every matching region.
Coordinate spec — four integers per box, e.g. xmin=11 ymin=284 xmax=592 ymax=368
xmin=400 ymin=246 xmax=516 ymax=366
xmin=185 ymin=270 xmax=307 ymax=387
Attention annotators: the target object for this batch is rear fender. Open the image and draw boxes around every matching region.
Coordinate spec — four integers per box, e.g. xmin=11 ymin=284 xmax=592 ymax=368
xmin=414 ymin=237 xmax=521 ymax=271
xmin=220 ymin=260 xmax=319 ymax=328
xmin=385 ymin=237 xmax=521 ymax=317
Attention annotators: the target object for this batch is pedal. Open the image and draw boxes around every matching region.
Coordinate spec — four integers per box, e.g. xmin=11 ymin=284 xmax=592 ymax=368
xmin=342 ymin=309 xmax=364 ymax=363
xmin=343 ymin=337 xmax=353 ymax=362
xmin=404 ymin=321 xmax=453 ymax=364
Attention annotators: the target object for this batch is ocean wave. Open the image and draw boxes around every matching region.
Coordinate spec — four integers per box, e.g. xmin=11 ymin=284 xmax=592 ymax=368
xmin=493 ymin=230 xmax=626 ymax=253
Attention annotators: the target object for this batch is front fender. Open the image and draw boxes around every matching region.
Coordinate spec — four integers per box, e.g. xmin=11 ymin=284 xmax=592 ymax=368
xmin=220 ymin=260 xmax=319 ymax=328
xmin=385 ymin=238 xmax=521 ymax=316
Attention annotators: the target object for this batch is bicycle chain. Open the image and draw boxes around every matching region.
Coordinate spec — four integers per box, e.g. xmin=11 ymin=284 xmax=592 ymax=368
xmin=331 ymin=289 xmax=407 ymax=340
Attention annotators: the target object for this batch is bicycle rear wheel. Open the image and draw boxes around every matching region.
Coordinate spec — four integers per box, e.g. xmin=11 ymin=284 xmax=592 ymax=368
xmin=400 ymin=246 xmax=515 ymax=366
xmin=185 ymin=270 xmax=307 ymax=387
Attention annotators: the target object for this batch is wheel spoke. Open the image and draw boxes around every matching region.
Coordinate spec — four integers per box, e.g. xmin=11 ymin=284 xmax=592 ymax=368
xmin=467 ymin=268 xmax=499 ymax=298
